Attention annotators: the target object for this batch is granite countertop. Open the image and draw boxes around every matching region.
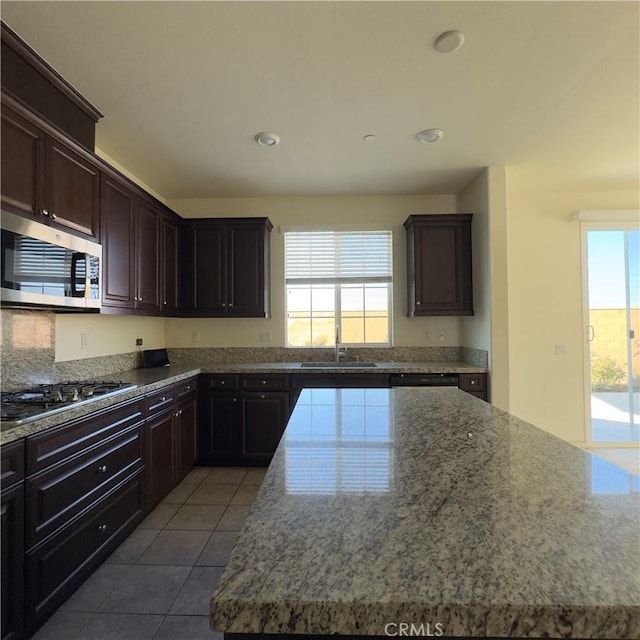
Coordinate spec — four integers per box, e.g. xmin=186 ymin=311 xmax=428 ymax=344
xmin=1 ymin=361 xmax=485 ymax=445
xmin=210 ymin=387 xmax=640 ymax=639
xmin=200 ymin=360 xmax=486 ymax=374
xmin=0 ymin=366 xmax=200 ymax=445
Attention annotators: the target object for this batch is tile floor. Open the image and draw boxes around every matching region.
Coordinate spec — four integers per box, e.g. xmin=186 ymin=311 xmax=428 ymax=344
xmin=32 ymin=467 xmax=266 ymax=640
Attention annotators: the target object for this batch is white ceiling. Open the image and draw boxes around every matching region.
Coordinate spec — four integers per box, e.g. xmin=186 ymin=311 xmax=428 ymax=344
xmin=2 ymin=1 xmax=638 ymax=199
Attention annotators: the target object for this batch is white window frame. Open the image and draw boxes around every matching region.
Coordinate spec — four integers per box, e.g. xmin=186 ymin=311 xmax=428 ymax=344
xmin=283 ymin=226 xmax=393 ymax=348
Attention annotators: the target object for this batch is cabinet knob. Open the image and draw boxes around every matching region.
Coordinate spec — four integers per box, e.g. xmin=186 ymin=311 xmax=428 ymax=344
xmin=134 ymin=296 xmax=138 ymax=301
xmin=228 ymin=303 xmax=233 ymax=308
xmin=163 ymin=301 xmax=167 ymax=305
xmin=261 ymin=380 xmax=267 ymax=385
xmin=220 ymin=381 xmax=225 ymax=385
xmin=98 ymin=524 xmax=107 ymax=533
xmin=97 ymin=465 xmax=107 ymax=473
xmin=416 ymin=301 xmax=421 ymax=306
xmin=161 ymin=396 xmax=166 ymax=402
xmin=260 ymin=394 xmax=266 ymax=399
xmin=233 ymin=397 xmax=237 ymax=403
xmin=180 ymin=409 xmax=183 ymax=416
xmin=50 ymin=212 xmax=58 ymax=220
xmin=139 ymin=297 xmax=143 ymax=302
xmin=471 ymin=380 xmax=477 ymax=386
xmin=186 ymin=385 xmax=191 ymax=390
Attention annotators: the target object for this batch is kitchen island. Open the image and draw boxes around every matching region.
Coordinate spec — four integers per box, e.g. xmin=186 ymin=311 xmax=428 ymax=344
xmin=210 ymin=387 xmax=640 ymax=639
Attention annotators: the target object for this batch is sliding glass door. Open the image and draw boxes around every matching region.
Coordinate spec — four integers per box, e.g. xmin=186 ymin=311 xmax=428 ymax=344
xmin=585 ymin=227 xmax=639 ymax=442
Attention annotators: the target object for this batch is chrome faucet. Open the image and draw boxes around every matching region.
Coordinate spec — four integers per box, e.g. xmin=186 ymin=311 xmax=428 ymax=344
xmin=335 ymin=325 xmax=347 ymax=362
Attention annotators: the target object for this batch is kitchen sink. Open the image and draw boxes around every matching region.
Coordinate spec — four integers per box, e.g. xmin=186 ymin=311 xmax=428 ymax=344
xmin=299 ymin=362 xmax=378 ymax=368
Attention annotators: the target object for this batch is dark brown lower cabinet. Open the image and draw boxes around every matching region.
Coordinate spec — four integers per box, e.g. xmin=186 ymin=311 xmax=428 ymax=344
xmin=241 ymin=392 xmax=290 ymax=464
xmin=145 ymin=409 xmax=176 ymax=510
xmin=145 ymin=380 xmax=198 ymax=509
xmin=199 ymin=375 xmax=290 ymax=467
xmin=175 ymin=395 xmax=197 ymax=481
xmin=24 ymin=472 xmax=144 ymax=636
xmin=1 ymin=482 xmax=24 ymax=640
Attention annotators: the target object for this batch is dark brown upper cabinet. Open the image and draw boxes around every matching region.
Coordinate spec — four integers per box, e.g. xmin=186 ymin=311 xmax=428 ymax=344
xmin=101 ymin=173 xmax=167 ymax=315
xmin=1 ymin=102 xmax=101 ymax=241
xmin=404 ymin=214 xmax=474 ymax=316
xmin=181 ymin=218 xmax=272 ymax=317
xmin=161 ymin=215 xmax=180 ymax=315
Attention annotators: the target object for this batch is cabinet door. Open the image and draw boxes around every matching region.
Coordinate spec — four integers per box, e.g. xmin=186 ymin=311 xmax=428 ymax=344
xmin=1 ymin=483 xmax=24 ymax=640
xmin=175 ymin=397 xmax=197 ymax=481
xmin=407 ymin=216 xmax=473 ymax=316
xmin=101 ymin=175 xmax=135 ymax=309
xmin=135 ymin=201 xmax=160 ymax=312
xmin=228 ymin=224 xmax=269 ymax=317
xmin=199 ymin=391 xmax=238 ymax=465
xmin=44 ymin=136 xmax=100 ymax=240
xmin=161 ymin=216 xmax=179 ymax=314
xmin=145 ymin=412 xmax=175 ymax=509
xmin=241 ymin=392 xmax=289 ymax=465
xmin=189 ymin=224 xmax=227 ymax=314
xmin=1 ymin=105 xmax=44 ymax=219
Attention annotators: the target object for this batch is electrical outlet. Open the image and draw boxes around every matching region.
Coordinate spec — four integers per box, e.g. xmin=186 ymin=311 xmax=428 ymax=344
xmin=260 ymin=331 xmax=272 ymax=344
xmin=191 ymin=331 xmax=200 ymax=345
xmin=135 ymin=337 xmax=143 ymax=347
xmin=80 ymin=332 xmax=88 ymax=350
xmin=554 ymin=343 xmax=567 ymax=356
xmin=438 ymin=331 xmax=446 ymax=342
xmin=423 ymin=329 xmax=430 ymax=341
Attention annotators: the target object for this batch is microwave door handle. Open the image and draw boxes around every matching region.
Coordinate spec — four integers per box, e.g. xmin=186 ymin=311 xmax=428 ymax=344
xmin=71 ymin=252 xmax=87 ymax=297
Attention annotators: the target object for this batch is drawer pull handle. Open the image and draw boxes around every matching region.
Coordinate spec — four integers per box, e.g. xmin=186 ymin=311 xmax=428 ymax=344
xmin=98 ymin=465 xmax=108 ymax=473
xmin=98 ymin=524 xmax=107 ymax=533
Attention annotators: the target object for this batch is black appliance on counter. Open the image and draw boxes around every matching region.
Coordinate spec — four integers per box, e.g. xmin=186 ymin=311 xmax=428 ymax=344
xmin=0 ymin=380 xmax=136 ymax=426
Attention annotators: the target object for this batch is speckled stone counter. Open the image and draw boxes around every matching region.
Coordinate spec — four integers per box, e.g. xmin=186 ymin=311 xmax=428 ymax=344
xmin=199 ymin=360 xmax=486 ymax=374
xmin=210 ymin=387 xmax=640 ymax=639
xmin=0 ymin=366 xmax=200 ymax=445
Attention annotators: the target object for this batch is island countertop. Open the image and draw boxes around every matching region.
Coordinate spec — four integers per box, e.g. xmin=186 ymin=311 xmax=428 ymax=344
xmin=210 ymin=387 xmax=640 ymax=639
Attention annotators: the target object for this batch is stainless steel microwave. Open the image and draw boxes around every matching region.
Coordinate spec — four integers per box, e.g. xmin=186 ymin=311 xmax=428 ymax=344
xmin=1 ymin=211 xmax=101 ymax=310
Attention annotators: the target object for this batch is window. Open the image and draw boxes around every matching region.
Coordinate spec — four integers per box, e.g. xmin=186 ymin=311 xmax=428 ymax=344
xmin=285 ymin=229 xmax=392 ymax=346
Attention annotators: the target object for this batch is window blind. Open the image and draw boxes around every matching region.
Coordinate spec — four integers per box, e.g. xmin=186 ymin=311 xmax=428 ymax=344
xmin=285 ymin=230 xmax=392 ymax=284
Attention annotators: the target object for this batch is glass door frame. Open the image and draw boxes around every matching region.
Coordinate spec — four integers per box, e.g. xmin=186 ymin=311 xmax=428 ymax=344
xmin=578 ymin=213 xmax=640 ymax=447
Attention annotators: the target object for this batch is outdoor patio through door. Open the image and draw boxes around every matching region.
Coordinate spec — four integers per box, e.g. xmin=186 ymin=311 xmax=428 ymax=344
xmin=585 ymin=227 xmax=639 ymax=443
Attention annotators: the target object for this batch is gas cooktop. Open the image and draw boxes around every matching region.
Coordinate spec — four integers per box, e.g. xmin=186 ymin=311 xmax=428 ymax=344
xmin=1 ymin=380 xmax=137 ymax=427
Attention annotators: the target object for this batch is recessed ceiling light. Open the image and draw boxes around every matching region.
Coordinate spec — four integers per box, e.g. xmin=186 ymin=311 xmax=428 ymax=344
xmin=416 ymin=129 xmax=444 ymax=143
xmin=434 ymin=30 xmax=464 ymax=53
xmin=362 ymin=134 xmax=377 ymax=142
xmin=255 ymin=132 xmax=280 ymax=146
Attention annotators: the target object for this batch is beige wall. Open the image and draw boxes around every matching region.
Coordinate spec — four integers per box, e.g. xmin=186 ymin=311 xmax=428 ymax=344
xmin=54 ymin=314 xmax=165 ymax=362
xmin=504 ymin=166 xmax=640 ymax=443
xmin=457 ymin=166 xmax=510 ymax=411
xmin=166 ymin=194 xmax=463 ymax=348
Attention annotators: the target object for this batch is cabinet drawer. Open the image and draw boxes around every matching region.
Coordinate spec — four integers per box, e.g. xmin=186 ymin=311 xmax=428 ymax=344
xmin=144 ymin=385 xmax=176 ymax=416
xmin=207 ymin=374 xmax=239 ymax=391
xmin=458 ymin=373 xmax=487 ymax=392
xmin=26 ymin=424 xmax=143 ymax=547
xmin=242 ymin=374 xmax=289 ymax=392
xmin=25 ymin=471 xmax=144 ymax=633
xmin=1 ymin=438 xmax=25 ymax=489
xmin=26 ymin=398 xmax=143 ymax=475
xmin=176 ymin=377 xmax=197 ymax=399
